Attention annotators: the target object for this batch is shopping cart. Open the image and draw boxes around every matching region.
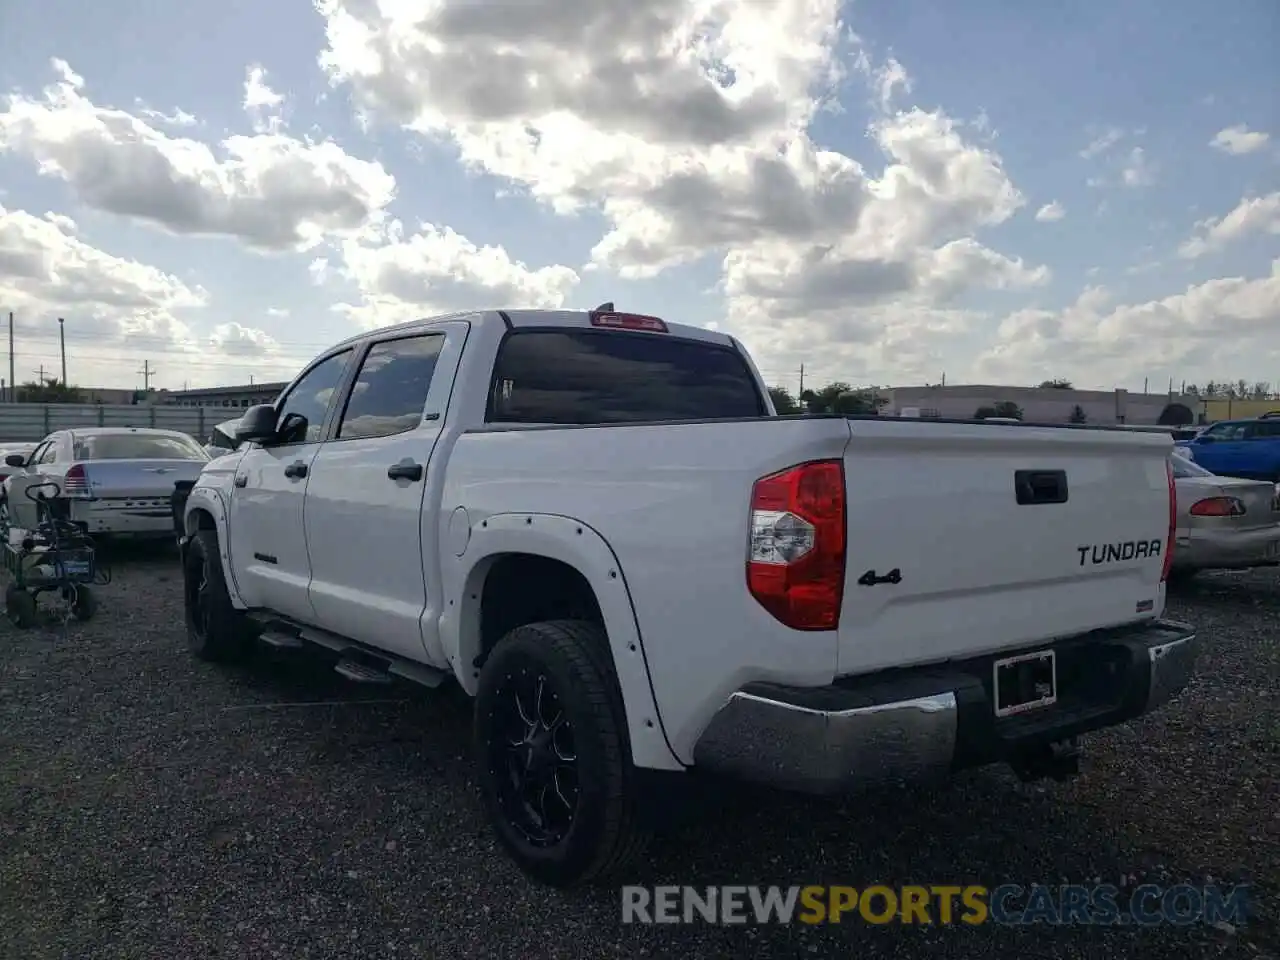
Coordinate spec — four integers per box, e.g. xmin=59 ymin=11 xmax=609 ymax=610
xmin=2 ymin=474 xmax=98 ymax=627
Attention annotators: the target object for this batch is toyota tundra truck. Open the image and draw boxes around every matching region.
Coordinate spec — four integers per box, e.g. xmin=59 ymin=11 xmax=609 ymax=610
xmin=177 ymin=306 xmax=1199 ymax=888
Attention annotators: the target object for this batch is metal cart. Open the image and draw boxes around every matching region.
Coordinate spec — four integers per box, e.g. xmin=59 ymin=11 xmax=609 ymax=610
xmin=2 ymin=476 xmax=98 ymax=628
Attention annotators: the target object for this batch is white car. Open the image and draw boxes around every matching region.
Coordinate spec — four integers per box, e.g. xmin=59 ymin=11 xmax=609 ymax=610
xmin=179 ymin=306 xmax=1198 ymax=888
xmin=4 ymin=428 xmax=210 ymax=538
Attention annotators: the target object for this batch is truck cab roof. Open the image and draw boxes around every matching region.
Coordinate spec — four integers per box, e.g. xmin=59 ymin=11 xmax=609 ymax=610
xmin=328 ymin=308 xmax=738 ymax=352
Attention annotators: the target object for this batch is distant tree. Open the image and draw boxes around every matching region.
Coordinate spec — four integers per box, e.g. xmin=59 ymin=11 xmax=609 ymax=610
xmin=1157 ymin=403 xmax=1195 ymax=426
xmin=16 ymin=379 xmax=85 ymax=403
xmin=1068 ymin=405 xmax=1088 ymax=423
xmin=768 ymin=386 xmax=802 ymax=414
xmin=1236 ymin=379 xmax=1250 ymax=400
xmin=1251 ymin=381 xmax=1273 ymax=399
xmin=1184 ymin=384 xmax=1200 ymax=396
xmin=801 ymin=381 xmax=885 ymax=415
xmin=1039 ymin=379 xmax=1073 ymax=390
xmin=974 ymin=401 xmax=1024 ymax=420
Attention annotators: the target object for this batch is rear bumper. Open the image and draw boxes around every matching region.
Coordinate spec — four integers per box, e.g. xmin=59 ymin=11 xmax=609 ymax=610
xmin=1174 ymin=524 xmax=1280 ymax=570
xmin=691 ymin=619 xmax=1198 ymax=794
xmin=69 ymin=499 xmax=175 ymax=537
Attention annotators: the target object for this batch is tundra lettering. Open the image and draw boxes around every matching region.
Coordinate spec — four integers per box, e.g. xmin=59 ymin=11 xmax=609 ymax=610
xmin=1076 ymin=540 xmax=1163 ymax=566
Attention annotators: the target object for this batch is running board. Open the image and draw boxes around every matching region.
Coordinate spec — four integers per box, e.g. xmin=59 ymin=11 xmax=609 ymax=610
xmin=259 ymin=629 xmax=304 ymax=650
xmin=335 ymin=660 xmax=392 ymax=684
xmin=246 ymin=611 xmax=450 ymax=690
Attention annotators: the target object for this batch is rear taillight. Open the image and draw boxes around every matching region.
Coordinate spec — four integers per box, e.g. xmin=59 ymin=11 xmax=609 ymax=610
xmin=1189 ymin=496 xmax=1246 ymax=517
xmin=1161 ymin=460 xmax=1176 ymax=583
xmin=62 ymin=463 xmax=90 ymax=497
xmin=747 ymin=459 xmax=846 ymax=630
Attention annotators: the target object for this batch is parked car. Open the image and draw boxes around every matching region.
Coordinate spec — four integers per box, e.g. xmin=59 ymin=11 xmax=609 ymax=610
xmin=178 ymin=306 xmax=1197 ymax=888
xmin=1176 ymin=416 xmax=1280 ymax=481
xmin=3 ymin=428 xmax=210 ymax=538
xmin=1169 ymin=448 xmax=1280 ymax=578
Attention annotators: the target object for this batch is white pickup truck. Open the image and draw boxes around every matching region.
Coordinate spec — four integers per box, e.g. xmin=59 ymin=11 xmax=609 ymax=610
xmin=177 ymin=306 xmax=1199 ymax=888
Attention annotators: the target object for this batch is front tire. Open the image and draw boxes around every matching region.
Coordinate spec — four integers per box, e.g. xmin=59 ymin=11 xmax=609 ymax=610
xmin=184 ymin=528 xmax=252 ymax=663
xmin=474 ymin=619 xmax=649 ymax=888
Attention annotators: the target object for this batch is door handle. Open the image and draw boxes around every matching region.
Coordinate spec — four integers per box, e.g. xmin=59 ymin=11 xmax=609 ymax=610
xmin=234 ymin=474 xmax=247 ymax=488
xmin=387 ymin=461 xmax=423 ymax=482
xmin=283 ymin=461 xmax=309 ymax=480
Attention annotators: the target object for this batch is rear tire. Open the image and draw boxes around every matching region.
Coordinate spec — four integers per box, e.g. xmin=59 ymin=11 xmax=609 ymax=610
xmin=184 ymin=528 xmax=252 ymax=663
xmin=5 ymin=586 xmax=36 ymax=628
xmin=474 ymin=619 xmax=649 ymax=888
xmin=70 ymin=585 xmax=96 ymax=621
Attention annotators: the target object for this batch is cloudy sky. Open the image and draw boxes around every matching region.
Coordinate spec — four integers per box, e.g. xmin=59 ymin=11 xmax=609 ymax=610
xmin=0 ymin=0 xmax=1276 ymax=396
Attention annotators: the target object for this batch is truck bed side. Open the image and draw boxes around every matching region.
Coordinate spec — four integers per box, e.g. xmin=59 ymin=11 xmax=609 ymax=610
xmin=438 ymin=416 xmax=855 ymax=765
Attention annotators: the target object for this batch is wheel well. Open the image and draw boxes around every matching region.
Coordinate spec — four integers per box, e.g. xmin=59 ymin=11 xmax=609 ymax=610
xmin=187 ymin=508 xmax=217 ymax=534
xmin=479 ymin=554 xmax=604 ymax=661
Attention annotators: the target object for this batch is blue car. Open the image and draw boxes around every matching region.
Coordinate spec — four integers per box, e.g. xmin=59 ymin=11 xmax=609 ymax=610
xmin=1176 ymin=414 xmax=1280 ymax=481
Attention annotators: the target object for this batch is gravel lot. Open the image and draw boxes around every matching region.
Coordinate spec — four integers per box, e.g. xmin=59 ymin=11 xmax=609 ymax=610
xmin=1 ymin=547 xmax=1276 ymax=960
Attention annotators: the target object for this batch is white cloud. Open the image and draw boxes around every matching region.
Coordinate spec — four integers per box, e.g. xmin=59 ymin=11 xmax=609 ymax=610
xmin=315 ymin=1 xmax=1043 ymax=384
xmin=0 ymin=59 xmax=396 ymax=252
xmin=208 ymin=321 xmax=281 ymax=358
xmin=1035 ymin=201 xmax=1065 ymax=222
xmin=334 ymin=220 xmax=581 ymax=329
xmin=1079 ymin=127 xmax=1125 ymax=159
xmin=0 ymin=202 xmax=299 ymax=389
xmin=1210 ymin=124 xmax=1270 ymax=156
xmin=0 ymin=203 xmax=204 ymax=317
xmin=243 ymin=65 xmax=285 ymax=134
xmin=1121 ymin=146 xmax=1155 ymax=187
xmin=976 ymin=261 xmax=1280 ymax=387
xmin=1179 ymin=192 xmax=1280 ymax=259
xmin=134 ymin=102 xmax=198 ymax=128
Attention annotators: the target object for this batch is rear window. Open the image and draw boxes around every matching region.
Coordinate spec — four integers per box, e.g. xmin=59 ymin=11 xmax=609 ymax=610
xmin=486 ymin=330 xmax=766 ymax=424
xmin=1170 ymin=452 xmax=1213 ymax=478
xmin=73 ymin=434 xmax=209 ymax=461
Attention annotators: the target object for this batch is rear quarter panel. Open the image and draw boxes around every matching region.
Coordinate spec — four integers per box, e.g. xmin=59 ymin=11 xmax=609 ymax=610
xmin=438 ymin=417 xmax=854 ymax=765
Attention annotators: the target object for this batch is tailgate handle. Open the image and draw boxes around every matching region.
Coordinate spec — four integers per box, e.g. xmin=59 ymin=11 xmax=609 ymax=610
xmin=1015 ymin=469 xmax=1068 ymax=505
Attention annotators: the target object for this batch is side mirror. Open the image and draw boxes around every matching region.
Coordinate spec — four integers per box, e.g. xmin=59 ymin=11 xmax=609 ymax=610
xmin=235 ymin=404 xmax=279 ymax=443
xmin=4 ymin=453 xmax=26 ymax=467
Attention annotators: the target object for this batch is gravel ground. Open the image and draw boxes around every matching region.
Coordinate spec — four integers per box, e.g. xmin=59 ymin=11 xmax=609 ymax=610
xmin=1 ymin=547 xmax=1276 ymax=960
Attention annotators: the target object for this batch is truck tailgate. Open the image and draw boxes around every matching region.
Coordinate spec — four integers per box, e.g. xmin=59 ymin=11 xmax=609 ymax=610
xmin=837 ymin=419 xmax=1173 ymax=676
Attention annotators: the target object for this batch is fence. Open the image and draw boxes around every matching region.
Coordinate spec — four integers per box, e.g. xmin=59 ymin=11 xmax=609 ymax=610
xmin=0 ymin=404 xmax=217 ymax=443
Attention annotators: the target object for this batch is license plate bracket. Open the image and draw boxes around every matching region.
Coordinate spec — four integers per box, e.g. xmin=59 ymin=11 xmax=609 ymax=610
xmin=993 ymin=649 xmax=1057 ymax=718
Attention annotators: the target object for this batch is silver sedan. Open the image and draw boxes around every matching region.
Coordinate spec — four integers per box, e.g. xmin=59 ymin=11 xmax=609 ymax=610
xmin=1170 ymin=449 xmax=1280 ymax=578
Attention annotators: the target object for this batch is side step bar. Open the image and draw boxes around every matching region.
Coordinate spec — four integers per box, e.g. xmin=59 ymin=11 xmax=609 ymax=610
xmin=246 ymin=613 xmax=449 ymax=690
xmin=335 ymin=660 xmax=392 ymax=684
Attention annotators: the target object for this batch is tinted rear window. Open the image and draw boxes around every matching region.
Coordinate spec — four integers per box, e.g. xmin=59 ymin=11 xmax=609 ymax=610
xmin=1170 ymin=453 xmax=1213 ymax=478
xmin=73 ymin=434 xmax=209 ymax=461
xmin=487 ymin=330 xmax=766 ymax=424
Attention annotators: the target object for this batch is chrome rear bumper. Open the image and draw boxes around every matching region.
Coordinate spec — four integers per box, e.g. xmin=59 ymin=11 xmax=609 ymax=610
xmin=692 ymin=619 xmax=1198 ymax=794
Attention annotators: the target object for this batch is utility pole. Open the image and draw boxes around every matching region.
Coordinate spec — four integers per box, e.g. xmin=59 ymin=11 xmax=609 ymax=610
xmin=798 ymin=364 xmax=805 ymax=396
xmin=7 ymin=311 xmax=13 ymax=404
xmin=249 ymin=374 xmax=254 ymax=385
xmin=138 ymin=360 xmax=154 ymax=391
xmin=58 ymin=317 xmax=67 ymax=385
xmin=36 ymin=364 xmax=45 ymax=384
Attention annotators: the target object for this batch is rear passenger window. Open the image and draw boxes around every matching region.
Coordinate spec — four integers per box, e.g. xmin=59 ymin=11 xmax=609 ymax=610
xmin=337 ymin=334 xmax=445 ymax=440
xmin=487 ymin=330 xmax=766 ymax=424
